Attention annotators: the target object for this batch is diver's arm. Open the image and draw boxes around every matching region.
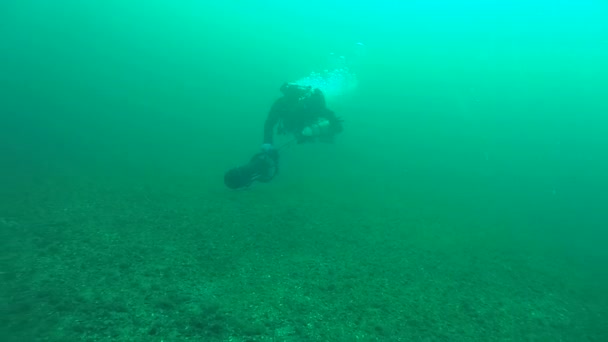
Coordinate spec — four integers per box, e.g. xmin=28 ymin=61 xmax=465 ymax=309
xmin=263 ymin=116 xmax=278 ymax=145
xmin=263 ymin=98 xmax=284 ymax=145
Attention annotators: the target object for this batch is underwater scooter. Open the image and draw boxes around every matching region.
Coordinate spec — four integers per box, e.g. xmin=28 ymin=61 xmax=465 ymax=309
xmin=223 ymin=147 xmax=280 ymax=190
xmin=223 ymin=118 xmax=334 ymax=190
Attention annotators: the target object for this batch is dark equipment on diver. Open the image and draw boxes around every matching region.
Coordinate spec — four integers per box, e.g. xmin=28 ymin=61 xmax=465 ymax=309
xmin=224 ymin=149 xmax=279 ymax=189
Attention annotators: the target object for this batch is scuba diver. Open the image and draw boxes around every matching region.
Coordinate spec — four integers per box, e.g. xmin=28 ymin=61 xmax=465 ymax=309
xmin=224 ymin=82 xmax=343 ymax=189
xmin=263 ymin=82 xmax=343 ymax=148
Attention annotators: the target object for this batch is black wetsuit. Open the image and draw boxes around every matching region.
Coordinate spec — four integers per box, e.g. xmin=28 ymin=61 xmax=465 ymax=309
xmin=263 ymin=87 xmax=342 ymax=145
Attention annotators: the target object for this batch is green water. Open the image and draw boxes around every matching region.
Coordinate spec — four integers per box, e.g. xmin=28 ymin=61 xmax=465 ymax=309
xmin=1 ymin=1 xmax=607 ymax=340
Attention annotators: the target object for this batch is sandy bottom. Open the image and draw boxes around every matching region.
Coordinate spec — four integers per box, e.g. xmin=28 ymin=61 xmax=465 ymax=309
xmin=1 ymin=175 xmax=606 ymax=341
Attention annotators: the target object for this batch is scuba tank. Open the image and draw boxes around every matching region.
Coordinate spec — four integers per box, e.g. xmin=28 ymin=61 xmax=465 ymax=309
xmin=301 ymin=118 xmax=332 ymax=139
